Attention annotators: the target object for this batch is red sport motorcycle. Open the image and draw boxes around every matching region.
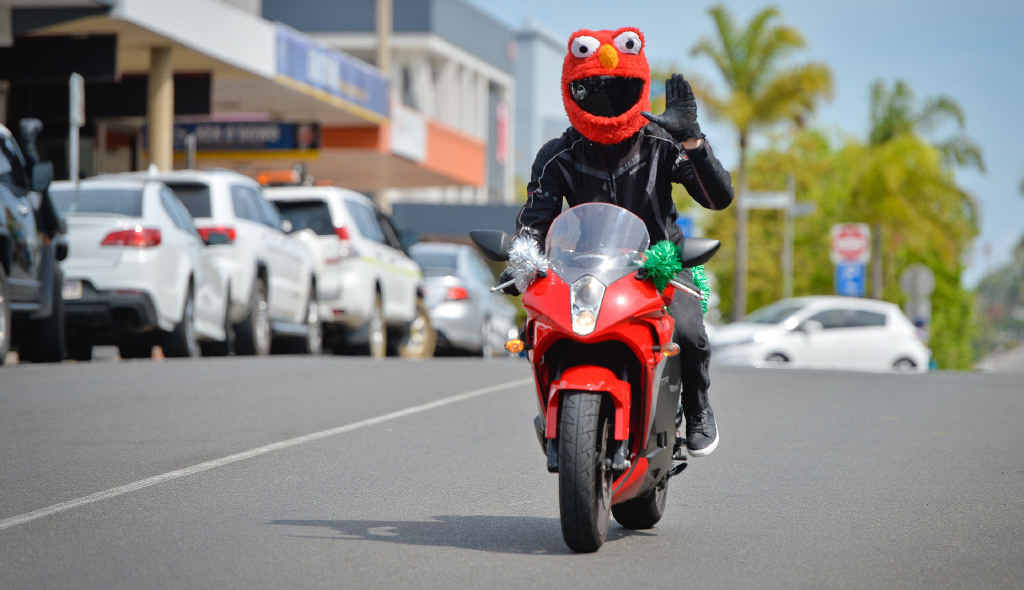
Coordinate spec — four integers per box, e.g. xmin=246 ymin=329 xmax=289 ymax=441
xmin=472 ymin=203 xmax=719 ymax=553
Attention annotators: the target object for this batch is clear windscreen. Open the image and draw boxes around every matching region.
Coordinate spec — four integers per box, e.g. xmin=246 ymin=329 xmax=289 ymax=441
xmin=545 ymin=203 xmax=650 ymax=285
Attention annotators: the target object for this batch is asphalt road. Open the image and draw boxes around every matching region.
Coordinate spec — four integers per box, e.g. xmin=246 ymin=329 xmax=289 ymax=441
xmin=1 ymin=358 xmax=1022 ymax=589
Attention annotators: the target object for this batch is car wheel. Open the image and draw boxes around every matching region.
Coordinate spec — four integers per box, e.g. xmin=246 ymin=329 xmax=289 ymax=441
xmin=235 ymin=277 xmax=271 ymax=356
xmin=398 ymin=299 xmax=436 ymax=359
xmin=293 ymin=286 xmax=323 ymax=355
xmin=893 ymin=357 xmax=918 ymax=372
xmin=200 ymin=286 xmax=233 ymax=357
xmin=764 ymin=353 xmax=790 ymax=366
xmin=162 ymin=288 xmax=200 ymax=358
xmin=118 ymin=335 xmax=153 ymax=359
xmin=368 ymin=295 xmax=387 ymax=359
xmin=480 ymin=317 xmax=497 ymax=358
xmin=67 ymin=331 xmax=93 ymax=362
xmin=0 ymin=266 xmax=9 ymax=365
xmin=25 ymin=267 xmax=65 ymax=363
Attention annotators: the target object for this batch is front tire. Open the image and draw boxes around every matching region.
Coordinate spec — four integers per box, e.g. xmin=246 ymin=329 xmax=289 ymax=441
xmin=200 ymin=286 xmax=233 ymax=357
xmin=397 ymin=299 xmax=435 ymax=359
xmin=367 ymin=295 xmax=387 ymax=359
xmin=25 ymin=268 xmax=65 ymax=363
xmin=293 ymin=286 xmax=323 ymax=355
xmin=612 ymin=478 xmax=668 ymax=530
xmin=235 ymin=277 xmax=271 ymax=356
xmin=162 ymin=288 xmax=200 ymax=358
xmin=558 ymin=392 xmax=613 ymax=553
xmin=0 ymin=266 xmax=10 ymax=365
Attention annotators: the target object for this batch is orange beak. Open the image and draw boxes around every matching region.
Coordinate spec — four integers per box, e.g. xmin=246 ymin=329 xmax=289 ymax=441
xmin=598 ymin=44 xmax=619 ymax=70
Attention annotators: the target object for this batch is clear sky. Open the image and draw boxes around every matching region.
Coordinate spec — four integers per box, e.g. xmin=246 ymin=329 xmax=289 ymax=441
xmin=469 ymin=0 xmax=1024 ymax=284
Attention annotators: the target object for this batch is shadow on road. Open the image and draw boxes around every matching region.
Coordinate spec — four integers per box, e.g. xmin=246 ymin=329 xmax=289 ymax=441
xmin=270 ymin=515 xmax=654 ymax=555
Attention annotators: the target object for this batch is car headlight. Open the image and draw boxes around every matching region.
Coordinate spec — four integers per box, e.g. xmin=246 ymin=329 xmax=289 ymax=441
xmin=571 ymin=275 xmax=605 ymax=335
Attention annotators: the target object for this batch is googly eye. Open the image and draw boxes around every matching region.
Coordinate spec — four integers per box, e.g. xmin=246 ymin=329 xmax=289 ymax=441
xmin=613 ymin=31 xmax=642 ymax=55
xmin=570 ymin=36 xmax=601 ymax=58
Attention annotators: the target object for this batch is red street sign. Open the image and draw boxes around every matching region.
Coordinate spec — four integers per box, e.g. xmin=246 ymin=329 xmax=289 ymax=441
xmin=830 ymin=223 xmax=871 ymax=264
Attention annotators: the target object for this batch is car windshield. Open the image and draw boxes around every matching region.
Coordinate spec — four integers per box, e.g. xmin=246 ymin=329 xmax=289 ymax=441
xmin=164 ymin=182 xmax=211 ymax=218
xmin=274 ymin=200 xmax=334 ymax=235
xmin=49 ymin=187 xmax=144 ymax=217
xmin=546 ymin=203 xmax=649 ymax=285
xmin=746 ymin=300 xmax=807 ymax=324
xmin=413 ymin=250 xmax=458 ymax=277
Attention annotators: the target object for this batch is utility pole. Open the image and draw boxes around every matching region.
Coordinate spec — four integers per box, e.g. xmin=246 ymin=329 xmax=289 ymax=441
xmin=781 ymin=176 xmax=795 ymax=298
xmin=375 ymin=0 xmax=392 ymax=74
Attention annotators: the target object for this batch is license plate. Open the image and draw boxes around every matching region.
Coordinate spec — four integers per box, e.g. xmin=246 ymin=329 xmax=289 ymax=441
xmin=62 ymin=280 xmax=83 ymax=300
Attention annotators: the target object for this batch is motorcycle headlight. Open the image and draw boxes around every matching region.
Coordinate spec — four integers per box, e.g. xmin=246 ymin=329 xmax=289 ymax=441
xmin=571 ymin=275 xmax=605 ymax=335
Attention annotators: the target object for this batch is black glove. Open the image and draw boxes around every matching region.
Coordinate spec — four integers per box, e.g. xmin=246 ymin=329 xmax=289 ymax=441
xmin=642 ymin=74 xmax=702 ymax=143
xmin=498 ymin=268 xmax=520 ymax=296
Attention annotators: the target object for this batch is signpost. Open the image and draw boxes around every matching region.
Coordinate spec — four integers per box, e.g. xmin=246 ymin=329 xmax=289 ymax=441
xmin=68 ymin=72 xmax=85 ymax=187
xmin=900 ymin=264 xmax=935 ymax=338
xmin=744 ymin=183 xmax=815 ymax=298
xmin=831 ymin=223 xmax=870 ymax=296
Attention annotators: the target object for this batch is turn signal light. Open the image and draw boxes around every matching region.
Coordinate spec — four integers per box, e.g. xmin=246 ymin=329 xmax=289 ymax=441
xmin=660 ymin=342 xmax=680 ymax=357
xmin=101 ymin=227 xmax=162 ymax=247
xmin=505 ymin=339 xmax=525 ymax=354
xmin=446 ymin=286 xmax=470 ymax=301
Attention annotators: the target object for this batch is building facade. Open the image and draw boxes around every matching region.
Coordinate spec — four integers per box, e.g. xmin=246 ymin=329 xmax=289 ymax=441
xmin=513 ymin=21 xmax=568 ymax=186
xmin=263 ymin=0 xmax=516 ymax=205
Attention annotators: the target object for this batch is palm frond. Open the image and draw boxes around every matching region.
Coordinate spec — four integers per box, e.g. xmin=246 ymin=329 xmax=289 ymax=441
xmin=916 ymin=95 xmax=967 ymax=133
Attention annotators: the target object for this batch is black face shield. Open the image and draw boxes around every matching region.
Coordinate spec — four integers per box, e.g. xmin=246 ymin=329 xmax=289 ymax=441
xmin=569 ymin=76 xmax=645 ymax=118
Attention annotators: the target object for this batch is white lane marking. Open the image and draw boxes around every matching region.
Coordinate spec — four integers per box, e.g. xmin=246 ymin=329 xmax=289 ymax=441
xmin=0 ymin=377 xmax=533 ymax=532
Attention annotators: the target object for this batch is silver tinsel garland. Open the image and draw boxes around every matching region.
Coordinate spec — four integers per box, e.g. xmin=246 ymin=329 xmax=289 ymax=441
xmin=507 ymin=236 xmax=549 ymax=293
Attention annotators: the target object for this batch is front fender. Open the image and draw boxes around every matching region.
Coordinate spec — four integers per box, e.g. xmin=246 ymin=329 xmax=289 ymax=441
xmin=546 ymin=365 xmax=631 ymax=441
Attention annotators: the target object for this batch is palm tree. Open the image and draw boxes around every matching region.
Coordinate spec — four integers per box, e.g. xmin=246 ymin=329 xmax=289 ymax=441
xmin=691 ymin=5 xmax=833 ymax=319
xmin=865 ymin=80 xmax=984 ymax=296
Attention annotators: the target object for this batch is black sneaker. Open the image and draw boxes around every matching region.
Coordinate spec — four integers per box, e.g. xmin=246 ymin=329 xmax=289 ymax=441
xmin=685 ymin=408 xmax=719 ymax=457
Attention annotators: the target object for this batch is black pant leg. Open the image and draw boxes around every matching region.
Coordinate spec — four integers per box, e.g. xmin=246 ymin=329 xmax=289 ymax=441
xmin=669 ymin=287 xmax=711 ymax=415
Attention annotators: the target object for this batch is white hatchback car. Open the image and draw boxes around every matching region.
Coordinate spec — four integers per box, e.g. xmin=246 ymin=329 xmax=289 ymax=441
xmin=711 ymin=296 xmax=930 ymax=372
xmin=123 ymin=170 xmax=319 ymax=355
xmin=265 ymin=186 xmax=429 ymax=358
xmin=50 ymin=178 xmax=230 ymax=360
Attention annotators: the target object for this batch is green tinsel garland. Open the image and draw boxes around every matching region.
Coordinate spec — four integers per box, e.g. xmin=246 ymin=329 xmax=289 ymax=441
xmin=641 ymin=240 xmax=711 ymax=314
xmin=691 ymin=264 xmax=710 ymax=314
xmin=641 ymin=240 xmax=683 ymax=291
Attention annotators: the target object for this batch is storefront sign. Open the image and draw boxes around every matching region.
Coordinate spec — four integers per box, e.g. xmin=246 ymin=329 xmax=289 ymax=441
xmin=275 ymin=25 xmax=389 ymax=121
xmin=169 ymin=122 xmax=320 ymax=152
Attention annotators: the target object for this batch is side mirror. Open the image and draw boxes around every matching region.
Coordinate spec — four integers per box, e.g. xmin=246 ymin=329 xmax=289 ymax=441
xmin=470 ymin=230 xmax=513 ymax=262
xmin=398 ymin=230 xmax=418 ymax=252
xmin=31 ymin=162 xmax=54 ymax=193
xmin=203 ymin=232 xmax=232 ymax=246
xmin=55 ymin=236 xmax=69 ymax=261
xmin=280 ymin=219 xmax=293 ymax=233
xmin=679 ymin=238 xmax=720 ymax=268
xmin=798 ymin=319 xmax=823 ymax=334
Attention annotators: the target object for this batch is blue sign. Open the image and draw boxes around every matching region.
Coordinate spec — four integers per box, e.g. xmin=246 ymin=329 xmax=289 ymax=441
xmin=835 ymin=262 xmax=866 ymax=297
xmin=168 ymin=122 xmax=320 ymax=152
xmin=675 ymin=215 xmax=695 ymax=237
xmin=275 ymin=25 xmax=389 ymax=121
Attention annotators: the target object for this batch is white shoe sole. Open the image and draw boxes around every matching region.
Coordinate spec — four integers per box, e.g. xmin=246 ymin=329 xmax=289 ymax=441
xmin=687 ymin=430 xmax=719 ymax=457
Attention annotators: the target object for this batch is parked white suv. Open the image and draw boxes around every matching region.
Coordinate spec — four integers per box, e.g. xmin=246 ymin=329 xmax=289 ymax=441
xmin=265 ymin=186 xmax=431 ymax=358
xmin=121 ymin=170 xmax=319 ymax=355
xmin=50 ymin=178 xmax=230 ymax=359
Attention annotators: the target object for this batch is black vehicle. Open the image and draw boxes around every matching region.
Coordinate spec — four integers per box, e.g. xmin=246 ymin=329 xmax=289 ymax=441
xmin=0 ymin=119 xmax=67 ymax=364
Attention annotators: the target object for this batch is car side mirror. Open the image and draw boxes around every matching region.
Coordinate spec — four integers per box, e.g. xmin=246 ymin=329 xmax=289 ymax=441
xmin=798 ymin=319 xmax=823 ymax=334
xmin=31 ymin=162 xmax=54 ymax=193
xmin=280 ymin=219 xmax=293 ymax=233
xmin=470 ymin=230 xmax=513 ymax=262
xmin=398 ymin=230 xmax=418 ymax=252
xmin=55 ymin=235 xmax=69 ymax=261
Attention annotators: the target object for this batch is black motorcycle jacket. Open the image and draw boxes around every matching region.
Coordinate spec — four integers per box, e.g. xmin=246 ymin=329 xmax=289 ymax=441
xmin=516 ymin=123 xmax=734 ymax=247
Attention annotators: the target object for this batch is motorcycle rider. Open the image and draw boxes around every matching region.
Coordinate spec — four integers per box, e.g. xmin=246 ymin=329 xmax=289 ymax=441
xmin=510 ymin=28 xmax=733 ymax=456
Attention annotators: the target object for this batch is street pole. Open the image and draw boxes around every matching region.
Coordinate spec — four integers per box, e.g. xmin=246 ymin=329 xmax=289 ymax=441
xmin=184 ymin=133 xmax=197 ymax=169
xmin=68 ymin=72 xmax=84 ymax=187
xmin=781 ymin=176 xmax=794 ymax=298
